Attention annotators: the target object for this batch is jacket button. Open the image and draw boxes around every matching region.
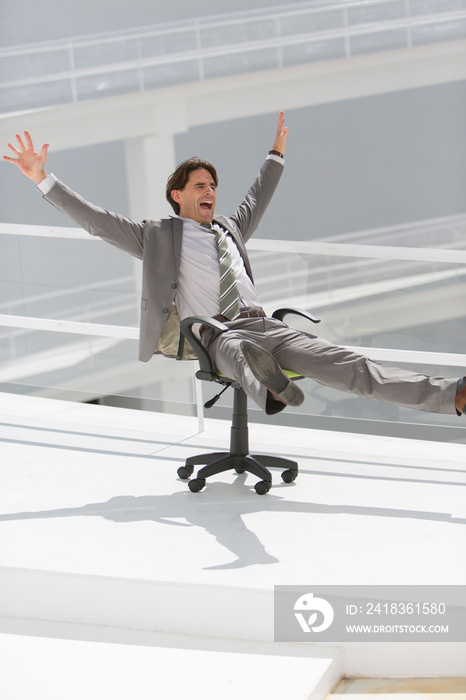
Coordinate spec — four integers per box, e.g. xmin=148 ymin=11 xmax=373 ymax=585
xmin=172 ymin=283 xmax=177 ymax=289
xmin=163 ymin=308 xmax=169 ymax=314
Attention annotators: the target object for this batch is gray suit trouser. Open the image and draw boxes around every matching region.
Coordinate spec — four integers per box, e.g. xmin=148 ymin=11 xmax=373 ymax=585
xmin=200 ymin=316 xmax=458 ymax=415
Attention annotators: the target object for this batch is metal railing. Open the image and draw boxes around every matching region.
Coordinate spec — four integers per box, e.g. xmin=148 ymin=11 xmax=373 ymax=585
xmin=1 ymin=0 xmax=466 ymax=113
xmin=2 ymin=215 xmax=466 ymax=356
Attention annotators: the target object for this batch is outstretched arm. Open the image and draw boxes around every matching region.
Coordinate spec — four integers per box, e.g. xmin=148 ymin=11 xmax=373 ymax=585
xmin=4 ymin=130 xmax=145 ymax=258
xmin=3 ymin=131 xmax=49 ymax=184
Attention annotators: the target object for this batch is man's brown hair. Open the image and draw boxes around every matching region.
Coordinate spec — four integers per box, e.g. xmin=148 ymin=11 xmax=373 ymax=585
xmin=166 ymin=157 xmax=219 ymax=215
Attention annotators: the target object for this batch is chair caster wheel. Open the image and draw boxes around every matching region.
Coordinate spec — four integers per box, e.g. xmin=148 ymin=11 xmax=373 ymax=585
xmin=178 ymin=465 xmax=194 ymax=480
xmin=254 ymin=480 xmax=271 ymax=495
xmin=281 ymin=468 xmax=298 ymax=484
xmin=188 ymin=478 xmax=206 ymax=493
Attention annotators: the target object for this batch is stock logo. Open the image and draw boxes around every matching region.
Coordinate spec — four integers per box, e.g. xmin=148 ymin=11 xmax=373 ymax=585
xmin=294 ymin=592 xmax=334 ymax=633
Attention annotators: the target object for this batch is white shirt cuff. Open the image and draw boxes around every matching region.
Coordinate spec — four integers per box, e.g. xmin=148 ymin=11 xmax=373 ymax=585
xmin=37 ymin=173 xmax=57 ymax=195
xmin=266 ymin=153 xmax=285 ymax=165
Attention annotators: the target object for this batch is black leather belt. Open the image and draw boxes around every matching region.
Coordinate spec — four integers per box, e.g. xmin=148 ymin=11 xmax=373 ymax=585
xmin=199 ymin=307 xmax=266 ymax=336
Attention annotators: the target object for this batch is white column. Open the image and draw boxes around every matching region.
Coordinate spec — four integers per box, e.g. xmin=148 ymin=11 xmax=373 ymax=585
xmin=124 ymin=132 xmax=176 ymax=222
xmin=124 ymin=100 xmax=188 ymax=296
xmin=124 ymin=98 xmax=189 ymax=221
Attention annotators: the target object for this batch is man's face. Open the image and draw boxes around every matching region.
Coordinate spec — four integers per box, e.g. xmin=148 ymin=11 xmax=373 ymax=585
xmin=171 ymin=167 xmax=217 ymax=225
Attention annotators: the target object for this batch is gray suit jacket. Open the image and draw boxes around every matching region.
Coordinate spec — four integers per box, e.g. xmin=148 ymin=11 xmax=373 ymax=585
xmin=43 ymin=157 xmax=284 ymax=361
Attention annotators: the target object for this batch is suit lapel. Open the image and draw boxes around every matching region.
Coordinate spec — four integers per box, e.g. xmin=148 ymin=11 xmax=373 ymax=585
xmin=171 ymin=217 xmax=183 ymax=274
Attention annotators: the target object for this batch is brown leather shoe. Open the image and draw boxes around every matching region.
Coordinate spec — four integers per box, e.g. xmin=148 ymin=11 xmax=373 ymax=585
xmin=241 ymin=340 xmax=304 ymax=407
xmin=455 ymin=379 xmax=466 ymax=415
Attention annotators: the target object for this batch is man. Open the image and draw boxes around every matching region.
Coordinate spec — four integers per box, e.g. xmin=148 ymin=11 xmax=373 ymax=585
xmin=4 ymin=113 xmax=466 ymax=418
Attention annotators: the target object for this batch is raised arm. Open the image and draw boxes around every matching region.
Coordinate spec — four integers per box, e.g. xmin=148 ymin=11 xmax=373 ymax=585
xmin=3 ymin=131 xmax=49 ymax=184
xmin=228 ymin=110 xmax=288 ymax=241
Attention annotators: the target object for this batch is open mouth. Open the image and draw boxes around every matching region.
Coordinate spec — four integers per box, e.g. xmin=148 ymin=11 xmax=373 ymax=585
xmin=200 ymin=201 xmax=213 ymax=212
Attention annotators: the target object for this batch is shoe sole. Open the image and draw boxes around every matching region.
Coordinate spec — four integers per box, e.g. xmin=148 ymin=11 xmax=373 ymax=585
xmin=241 ymin=341 xmax=304 ymax=407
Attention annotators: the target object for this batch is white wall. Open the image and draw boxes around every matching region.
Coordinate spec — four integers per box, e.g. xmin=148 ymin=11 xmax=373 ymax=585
xmin=174 ymin=81 xmax=466 ymax=239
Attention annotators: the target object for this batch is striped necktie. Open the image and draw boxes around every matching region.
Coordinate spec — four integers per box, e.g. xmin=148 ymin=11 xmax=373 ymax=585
xmin=214 ymin=226 xmax=240 ymax=320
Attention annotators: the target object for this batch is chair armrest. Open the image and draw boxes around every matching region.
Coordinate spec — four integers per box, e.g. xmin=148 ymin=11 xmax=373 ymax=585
xmin=180 ymin=316 xmax=229 ymax=378
xmin=272 ymin=307 xmax=321 ymax=324
xmin=181 ymin=316 xmax=229 ymax=335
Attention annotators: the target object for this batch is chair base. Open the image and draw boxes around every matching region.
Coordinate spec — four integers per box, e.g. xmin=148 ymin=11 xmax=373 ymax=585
xmin=177 ymin=452 xmax=298 ymax=494
xmin=177 ymin=386 xmax=298 ymax=495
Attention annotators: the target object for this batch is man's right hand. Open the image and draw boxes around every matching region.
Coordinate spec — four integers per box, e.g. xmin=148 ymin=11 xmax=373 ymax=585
xmin=3 ymin=131 xmax=49 ymax=184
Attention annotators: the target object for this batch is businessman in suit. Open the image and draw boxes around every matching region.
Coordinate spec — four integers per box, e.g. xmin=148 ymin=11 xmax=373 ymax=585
xmin=4 ymin=112 xmax=466 ymax=418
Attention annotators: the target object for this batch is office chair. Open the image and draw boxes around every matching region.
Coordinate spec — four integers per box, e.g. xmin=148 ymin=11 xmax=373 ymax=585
xmin=177 ymin=308 xmax=320 ymax=495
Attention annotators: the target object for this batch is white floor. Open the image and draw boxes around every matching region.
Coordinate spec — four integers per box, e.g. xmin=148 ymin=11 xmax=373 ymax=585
xmin=1 ymin=391 xmax=465 ymax=699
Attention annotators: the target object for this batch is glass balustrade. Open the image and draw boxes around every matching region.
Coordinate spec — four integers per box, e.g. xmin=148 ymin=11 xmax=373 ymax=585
xmin=2 ymin=217 xmax=466 ymax=440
